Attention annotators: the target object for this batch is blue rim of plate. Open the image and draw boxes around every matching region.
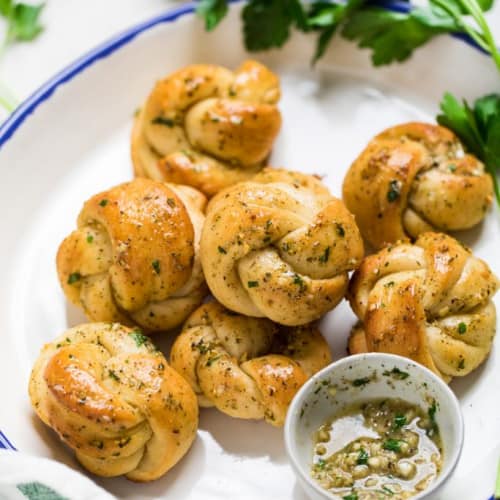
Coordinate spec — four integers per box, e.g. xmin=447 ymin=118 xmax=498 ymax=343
xmin=0 ymin=1 xmax=495 ymax=498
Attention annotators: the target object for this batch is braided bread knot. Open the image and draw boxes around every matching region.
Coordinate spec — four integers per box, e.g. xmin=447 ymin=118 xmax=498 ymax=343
xmin=348 ymin=232 xmax=499 ymax=380
xmin=200 ymin=169 xmax=364 ymax=325
xmin=132 ymin=60 xmax=282 ymax=197
xmin=170 ymin=302 xmax=331 ymax=426
xmin=29 ymin=323 xmax=198 ymax=481
xmin=57 ymin=178 xmax=207 ymax=331
xmin=343 ymin=122 xmax=493 ymax=249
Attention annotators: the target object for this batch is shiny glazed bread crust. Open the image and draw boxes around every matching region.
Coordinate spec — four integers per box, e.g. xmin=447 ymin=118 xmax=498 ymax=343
xmin=342 ymin=122 xmax=493 ymax=249
xmin=131 ymin=60 xmax=282 ymax=197
xmin=29 ymin=323 xmax=199 ymax=481
xmin=56 ymin=178 xmax=208 ymax=331
xmin=170 ymin=302 xmax=332 ymax=426
xmin=200 ymin=168 xmax=364 ymax=325
xmin=348 ymin=232 xmax=499 ymax=380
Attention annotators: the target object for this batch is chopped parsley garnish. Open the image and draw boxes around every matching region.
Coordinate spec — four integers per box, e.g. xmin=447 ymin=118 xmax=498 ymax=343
xmin=356 ymin=448 xmax=369 ymax=465
xmin=293 ymin=273 xmax=306 ymax=291
xmin=152 ymin=259 xmax=161 ymax=274
xmin=352 ymin=377 xmax=370 ymax=387
xmin=86 ymin=234 xmax=93 ymax=243
xmin=129 ymin=329 xmax=149 ymax=347
xmin=458 ymin=358 xmax=465 ymax=370
xmin=99 ymin=199 xmax=108 ymax=207
xmin=108 ymin=370 xmax=120 ymax=382
xmin=448 ymin=164 xmax=457 ymax=172
xmin=458 ymin=322 xmax=467 ymax=334
xmin=383 ymin=367 xmax=410 ymax=380
xmin=343 ymin=493 xmax=358 ymax=500
xmin=428 ymin=400 xmax=437 ymax=421
xmin=381 ymin=485 xmax=394 ymax=496
xmin=319 ymin=246 xmax=330 ymax=263
xmin=336 ymin=223 xmax=345 ymax=237
xmin=393 ymin=414 xmax=407 ymax=429
xmin=387 ymin=180 xmax=401 ymax=202
xmin=384 ymin=281 xmax=395 ymax=288
xmin=67 ymin=272 xmax=81 ymax=285
xmin=206 ymin=354 xmax=221 ymax=366
xmin=316 ymin=458 xmax=327 ymax=470
xmin=218 ymin=246 xmax=227 ymax=254
xmin=247 ymin=280 xmax=259 ymax=288
xmin=90 ymin=439 xmax=104 ymax=449
xmin=194 ymin=340 xmax=209 ymax=354
xmin=382 ymin=438 xmax=402 ymax=452
xmin=167 ymin=197 xmax=176 ymax=208
xmin=152 ymin=116 xmax=176 ymax=127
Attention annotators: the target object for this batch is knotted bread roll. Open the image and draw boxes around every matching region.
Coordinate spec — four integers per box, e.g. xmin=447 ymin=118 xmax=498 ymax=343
xmin=348 ymin=232 xmax=499 ymax=380
xmin=170 ymin=302 xmax=331 ymax=426
xmin=29 ymin=323 xmax=198 ymax=481
xmin=57 ymin=178 xmax=207 ymax=331
xmin=132 ymin=60 xmax=281 ymax=197
xmin=343 ymin=122 xmax=493 ymax=249
xmin=200 ymin=168 xmax=364 ymax=325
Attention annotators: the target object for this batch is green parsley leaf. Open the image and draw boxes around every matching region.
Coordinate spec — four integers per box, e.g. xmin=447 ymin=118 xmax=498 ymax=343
xmin=152 ymin=259 xmax=161 ymax=274
xmin=342 ymin=7 xmax=449 ymax=66
xmin=386 ymin=179 xmax=401 ymax=202
xmin=393 ymin=414 xmax=407 ymax=429
xmin=356 ymin=448 xmax=369 ymax=464
xmin=319 ymin=246 xmax=330 ymax=263
xmin=1 ymin=2 xmax=44 ymax=43
xmin=218 ymin=246 xmax=227 ymax=254
xmin=343 ymin=493 xmax=358 ymax=500
xmin=437 ymin=92 xmax=500 ymax=204
xmin=129 ymin=329 xmax=149 ymax=348
xmin=383 ymin=438 xmax=402 ymax=452
xmin=196 ymin=0 xmax=228 ymax=31
xmin=242 ymin=0 xmax=306 ymax=51
xmin=383 ymin=367 xmax=410 ymax=380
xmin=458 ymin=322 xmax=467 ymax=334
xmin=352 ymin=377 xmax=370 ymax=387
xmin=67 ymin=272 xmax=81 ymax=285
xmin=315 ymin=458 xmax=327 ymax=470
xmin=247 ymin=280 xmax=259 ymax=288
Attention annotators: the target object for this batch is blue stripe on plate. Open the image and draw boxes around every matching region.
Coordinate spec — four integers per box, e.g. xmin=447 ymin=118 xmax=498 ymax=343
xmin=0 ymin=0 xmax=492 ymax=150
xmin=0 ymin=430 xmax=16 ymax=450
xmin=0 ymin=1 xmax=494 ymax=497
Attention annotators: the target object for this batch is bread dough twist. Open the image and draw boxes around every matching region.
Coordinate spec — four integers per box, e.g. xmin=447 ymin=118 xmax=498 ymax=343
xmin=57 ymin=178 xmax=207 ymax=331
xmin=200 ymin=168 xmax=364 ymax=325
xmin=29 ymin=323 xmax=198 ymax=481
xmin=170 ymin=302 xmax=331 ymax=426
xmin=343 ymin=122 xmax=493 ymax=249
xmin=132 ymin=60 xmax=281 ymax=197
xmin=348 ymin=232 xmax=499 ymax=380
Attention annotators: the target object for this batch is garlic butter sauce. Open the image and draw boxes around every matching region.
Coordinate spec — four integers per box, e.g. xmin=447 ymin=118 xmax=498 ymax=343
xmin=311 ymin=398 xmax=442 ymax=499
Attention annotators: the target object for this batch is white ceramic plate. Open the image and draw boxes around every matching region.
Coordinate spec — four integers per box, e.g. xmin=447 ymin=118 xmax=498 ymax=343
xmin=0 ymin=3 xmax=499 ymax=499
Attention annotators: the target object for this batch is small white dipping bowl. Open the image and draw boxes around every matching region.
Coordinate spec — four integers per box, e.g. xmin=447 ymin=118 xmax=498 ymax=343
xmin=284 ymin=353 xmax=464 ymax=500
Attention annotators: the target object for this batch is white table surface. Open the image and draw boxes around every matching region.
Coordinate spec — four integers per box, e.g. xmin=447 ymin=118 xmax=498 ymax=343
xmin=0 ymin=0 xmax=499 ymax=125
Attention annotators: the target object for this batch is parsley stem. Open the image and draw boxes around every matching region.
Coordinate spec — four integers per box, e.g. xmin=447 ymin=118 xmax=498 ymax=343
xmin=459 ymin=0 xmax=500 ymax=73
xmin=0 ymin=80 xmax=18 ymax=112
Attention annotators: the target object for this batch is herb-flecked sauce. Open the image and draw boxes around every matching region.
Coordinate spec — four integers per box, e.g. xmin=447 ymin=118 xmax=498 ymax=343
xmin=311 ymin=398 xmax=442 ymax=499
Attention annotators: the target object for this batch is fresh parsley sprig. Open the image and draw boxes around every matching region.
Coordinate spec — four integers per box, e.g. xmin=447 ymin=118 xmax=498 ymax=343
xmin=0 ymin=0 xmax=44 ymax=112
xmin=0 ymin=0 xmax=44 ymax=45
xmin=437 ymin=92 xmax=500 ymax=204
xmin=196 ymin=0 xmax=500 ymax=69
